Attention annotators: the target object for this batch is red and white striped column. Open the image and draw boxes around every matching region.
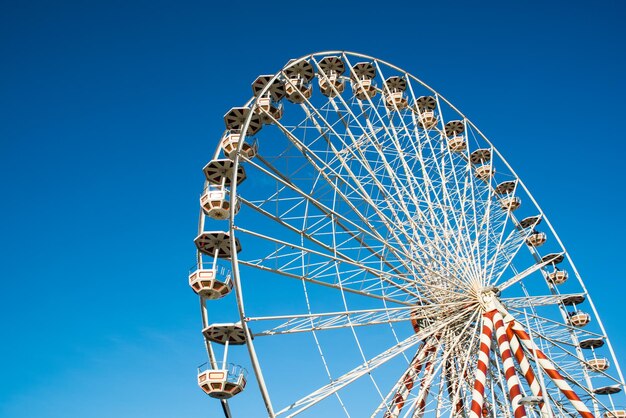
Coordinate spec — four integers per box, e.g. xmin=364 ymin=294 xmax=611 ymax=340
xmin=384 ymin=340 xmax=434 ymax=418
xmin=505 ymin=322 xmax=553 ymax=416
xmin=413 ymin=344 xmax=438 ymax=418
xmin=492 ymin=311 xmax=527 ymax=418
xmin=470 ymin=310 xmax=496 ymax=418
xmin=509 ymin=319 xmax=594 ymax=418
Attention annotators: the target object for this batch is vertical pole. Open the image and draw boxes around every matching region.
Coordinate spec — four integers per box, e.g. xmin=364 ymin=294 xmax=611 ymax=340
xmin=470 ymin=311 xmax=495 ymax=418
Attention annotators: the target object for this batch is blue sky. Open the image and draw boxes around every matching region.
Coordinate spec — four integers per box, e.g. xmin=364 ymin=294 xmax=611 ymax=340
xmin=1 ymin=1 xmax=625 ymax=417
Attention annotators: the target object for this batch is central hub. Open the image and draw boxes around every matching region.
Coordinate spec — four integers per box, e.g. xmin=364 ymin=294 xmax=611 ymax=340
xmin=478 ymin=286 xmax=500 ymax=312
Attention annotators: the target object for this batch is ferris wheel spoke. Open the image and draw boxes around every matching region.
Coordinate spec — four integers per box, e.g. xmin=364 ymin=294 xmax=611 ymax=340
xmin=401 ymin=77 xmax=484 ymax=286
xmin=501 ymin=293 xmax=586 ymax=309
xmin=371 ymin=341 xmax=430 ymax=418
xmin=250 ymin=125 xmax=458 ymax=290
xmin=378 ymin=309 xmax=481 ymax=418
xmin=508 ymin=307 xmax=605 ymax=341
xmin=497 ymin=252 xmax=564 ymax=291
xmin=363 ymin=92 xmax=479 ymax=286
xmin=245 ymin=155 xmax=417 ymax=276
xmin=234 ymin=224 xmax=428 ymax=302
xmin=485 ymin=231 xmax=536 ymax=288
xmin=248 ymin=305 xmax=450 ymax=337
xmin=331 ymin=99 xmax=473 ymax=285
xmin=290 ymin=107 xmax=467 ymax=289
xmin=276 ymin=309 xmax=474 ymax=417
xmin=403 ymin=343 xmax=441 ymax=418
xmin=238 ymin=257 xmax=414 ymax=306
xmin=385 ymin=87 xmax=487 ymax=286
xmin=238 ymin=194 xmax=415 ymax=293
xmin=290 ymin=80 xmax=477 ymax=291
xmin=483 ymin=180 xmax=521 ymax=284
xmin=518 ymin=326 xmax=619 ymax=387
xmin=247 ymin=150 xmax=472 ymax=302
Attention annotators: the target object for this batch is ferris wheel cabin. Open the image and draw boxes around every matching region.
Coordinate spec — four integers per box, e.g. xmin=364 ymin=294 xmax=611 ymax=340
xmin=200 ymin=184 xmax=240 ymax=221
xmin=317 ymin=56 xmax=345 ymax=97
xmin=350 ymin=62 xmax=377 ymax=100
xmin=415 ymin=96 xmax=438 ymax=129
xmin=526 ymin=230 xmax=547 ymax=247
xmin=220 ymin=130 xmax=258 ymax=160
xmin=547 ymin=268 xmax=568 ymax=285
xmin=188 ymin=266 xmax=233 ymax=299
xmin=444 ymin=120 xmax=466 ymax=152
xmin=197 ymin=363 xmax=247 ymax=399
xmin=384 ymin=76 xmax=408 ymax=110
xmin=284 ymin=59 xmax=314 ymax=104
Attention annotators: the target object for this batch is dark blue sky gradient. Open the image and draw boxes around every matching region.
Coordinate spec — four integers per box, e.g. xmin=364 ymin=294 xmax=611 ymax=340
xmin=1 ymin=1 xmax=625 ymax=417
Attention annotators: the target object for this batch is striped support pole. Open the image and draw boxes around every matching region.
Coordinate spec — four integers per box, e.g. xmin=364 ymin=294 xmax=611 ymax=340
xmin=384 ymin=341 xmax=433 ymax=418
xmin=413 ymin=344 xmax=438 ymax=418
xmin=505 ymin=322 xmax=552 ymax=416
xmin=510 ymin=320 xmax=595 ymax=418
xmin=505 ymin=322 xmax=542 ymax=398
xmin=492 ymin=311 xmax=527 ymax=418
xmin=470 ymin=311 xmax=495 ymax=418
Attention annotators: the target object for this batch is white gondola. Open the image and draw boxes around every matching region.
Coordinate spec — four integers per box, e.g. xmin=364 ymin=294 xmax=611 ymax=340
xmin=475 ymin=165 xmax=495 ymax=181
xmin=495 ymin=181 xmax=517 ymax=195
xmin=587 ymin=357 xmax=610 ymax=372
xmin=318 ymin=56 xmax=345 ymax=98
xmin=198 ymin=362 xmax=247 ymax=399
xmin=444 ymin=120 xmax=467 ymax=153
xmin=541 ymin=252 xmax=564 ymax=266
xmin=188 ymin=264 xmax=233 ymax=299
xmin=284 ymin=59 xmax=314 ymax=104
xmin=569 ymin=311 xmax=591 ymax=327
xmin=350 ymin=62 xmax=377 ymax=100
xmin=384 ymin=76 xmax=408 ymax=110
xmin=415 ymin=96 xmax=438 ymax=129
xmin=520 ymin=215 xmax=542 ymax=229
xmin=445 ymin=120 xmax=465 ymax=137
xmin=526 ymin=231 xmax=547 ymax=247
xmin=418 ymin=111 xmax=437 ymax=129
xmin=252 ymin=75 xmax=285 ymax=125
xmin=448 ymin=136 xmax=466 ymax=152
xmin=561 ymin=294 xmax=585 ymax=306
xmin=200 ymin=185 xmax=240 ymax=220
xmin=220 ymin=130 xmax=257 ymax=160
xmin=224 ymin=107 xmax=262 ymax=136
xmin=203 ymin=159 xmax=247 ymax=187
xmin=469 ymin=148 xmax=491 ymax=165
xmin=500 ymin=195 xmax=521 ymax=211
xmin=285 ymin=78 xmax=312 ymax=104
xmin=256 ymin=96 xmax=283 ymax=124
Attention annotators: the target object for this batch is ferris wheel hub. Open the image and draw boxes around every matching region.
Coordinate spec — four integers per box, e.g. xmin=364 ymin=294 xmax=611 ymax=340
xmin=478 ymin=286 xmax=502 ymax=312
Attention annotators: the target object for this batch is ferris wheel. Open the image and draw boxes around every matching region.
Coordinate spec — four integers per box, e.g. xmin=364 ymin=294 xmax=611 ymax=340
xmin=189 ymin=51 xmax=626 ymax=418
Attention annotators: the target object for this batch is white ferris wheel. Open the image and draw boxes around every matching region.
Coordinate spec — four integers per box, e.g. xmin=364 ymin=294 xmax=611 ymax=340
xmin=189 ymin=51 xmax=625 ymax=418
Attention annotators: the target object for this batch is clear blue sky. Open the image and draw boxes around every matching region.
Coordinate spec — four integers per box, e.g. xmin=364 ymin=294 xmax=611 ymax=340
xmin=1 ymin=1 xmax=625 ymax=417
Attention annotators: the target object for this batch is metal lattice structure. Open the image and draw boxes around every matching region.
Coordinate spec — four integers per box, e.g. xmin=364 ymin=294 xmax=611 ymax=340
xmin=189 ymin=51 xmax=626 ymax=418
